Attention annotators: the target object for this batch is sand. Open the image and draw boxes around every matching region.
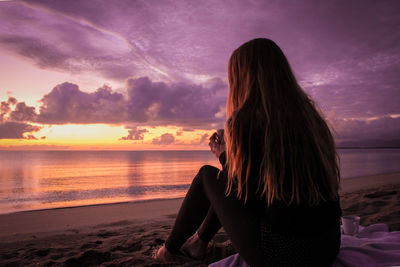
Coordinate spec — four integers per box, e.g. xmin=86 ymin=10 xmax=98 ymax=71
xmin=0 ymin=172 xmax=399 ymax=266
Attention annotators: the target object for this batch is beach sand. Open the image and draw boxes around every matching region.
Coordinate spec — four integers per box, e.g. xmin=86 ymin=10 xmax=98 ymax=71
xmin=0 ymin=172 xmax=399 ymax=266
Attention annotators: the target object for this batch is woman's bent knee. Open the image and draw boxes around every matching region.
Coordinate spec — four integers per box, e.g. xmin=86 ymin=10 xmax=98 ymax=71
xmin=195 ymin=165 xmax=220 ymax=186
xmin=198 ymin=165 xmax=219 ymax=177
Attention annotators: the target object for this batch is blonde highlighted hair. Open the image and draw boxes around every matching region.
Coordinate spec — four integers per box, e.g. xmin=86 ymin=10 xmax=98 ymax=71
xmin=224 ymin=38 xmax=340 ymax=206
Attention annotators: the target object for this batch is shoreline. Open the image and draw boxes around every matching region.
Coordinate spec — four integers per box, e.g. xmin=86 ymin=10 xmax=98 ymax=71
xmin=0 ymin=196 xmax=185 ymax=216
xmin=0 ymin=172 xmax=399 ymax=239
xmin=2 ymin=171 xmax=400 ymax=216
xmin=339 ymin=171 xmax=400 ymax=193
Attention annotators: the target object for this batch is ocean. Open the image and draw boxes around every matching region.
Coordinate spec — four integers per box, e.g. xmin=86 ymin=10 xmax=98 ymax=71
xmin=1 ymin=149 xmax=399 ymax=214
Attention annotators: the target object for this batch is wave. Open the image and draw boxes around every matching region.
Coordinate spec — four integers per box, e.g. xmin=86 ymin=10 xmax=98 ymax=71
xmin=0 ymin=184 xmax=190 ymax=205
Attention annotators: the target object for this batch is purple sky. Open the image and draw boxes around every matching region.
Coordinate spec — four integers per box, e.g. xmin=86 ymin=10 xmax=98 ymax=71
xmin=0 ymin=0 xmax=399 ymax=147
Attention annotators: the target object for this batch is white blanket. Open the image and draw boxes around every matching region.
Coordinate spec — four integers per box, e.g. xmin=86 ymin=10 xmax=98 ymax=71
xmin=209 ymin=224 xmax=400 ymax=267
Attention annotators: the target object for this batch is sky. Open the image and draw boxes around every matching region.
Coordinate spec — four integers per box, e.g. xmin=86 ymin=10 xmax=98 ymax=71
xmin=0 ymin=0 xmax=399 ymax=150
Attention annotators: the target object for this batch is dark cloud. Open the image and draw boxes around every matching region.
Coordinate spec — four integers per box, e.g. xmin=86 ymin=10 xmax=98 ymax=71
xmin=328 ymin=115 xmax=400 ymax=147
xmin=0 ymin=35 xmax=75 ymax=72
xmin=7 ymin=97 xmax=17 ymax=105
xmin=26 ymin=134 xmax=38 ymax=140
xmin=36 ymin=77 xmax=226 ymax=129
xmin=2 ymin=75 xmax=399 ymax=147
xmin=0 ymin=122 xmax=41 ymax=139
xmin=0 ymin=97 xmax=42 ymax=139
xmin=1 ymin=97 xmax=16 ymax=112
xmin=152 ymin=133 xmax=175 ymax=145
xmin=1 ymin=97 xmax=18 ymax=122
xmin=0 ymin=102 xmax=10 ymax=114
xmin=12 ymin=0 xmax=400 ymax=84
xmin=119 ymin=127 xmax=148 ymax=141
xmin=125 ymin=77 xmax=226 ymax=128
xmin=9 ymin=102 xmax=37 ymax=122
xmin=0 ymin=3 xmax=137 ymax=80
xmin=0 ymin=76 xmax=227 ymax=140
xmin=37 ymin=82 xmax=126 ymax=124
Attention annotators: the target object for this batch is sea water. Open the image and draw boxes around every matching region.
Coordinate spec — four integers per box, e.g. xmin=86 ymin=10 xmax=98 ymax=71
xmin=0 ymin=149 xmax=399 ymax=214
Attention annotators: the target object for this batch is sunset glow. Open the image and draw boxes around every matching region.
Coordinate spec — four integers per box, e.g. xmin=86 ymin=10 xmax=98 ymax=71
xmin=1 ymin=0 xmax=399 ymax=149
xmin=0 ymin=124 xmax=214 ymax=150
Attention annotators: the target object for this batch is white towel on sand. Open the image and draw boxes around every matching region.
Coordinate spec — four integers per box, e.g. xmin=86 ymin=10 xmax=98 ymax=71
xmin=209 ymin=224 xmax=400 ymax=267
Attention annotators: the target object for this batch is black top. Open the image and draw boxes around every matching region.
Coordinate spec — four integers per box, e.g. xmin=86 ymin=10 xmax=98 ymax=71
xmin=219 ymin=151 xmax=342 ymax=266
xmin=218 ymin=151 xmax=342 ymax=237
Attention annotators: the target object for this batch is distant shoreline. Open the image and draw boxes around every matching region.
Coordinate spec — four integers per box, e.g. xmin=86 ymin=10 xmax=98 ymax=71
xmin=0 ymin=147 xmax=400 ymax=152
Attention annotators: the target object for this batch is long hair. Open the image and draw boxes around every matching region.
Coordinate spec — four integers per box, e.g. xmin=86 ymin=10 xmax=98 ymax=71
xmin=224 ymin=38 xmax=340 ymax=207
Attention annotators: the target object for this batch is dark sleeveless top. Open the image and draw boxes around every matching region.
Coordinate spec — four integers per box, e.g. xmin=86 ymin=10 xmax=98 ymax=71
xmin=219 ymin=151 xmax=342 ymax=266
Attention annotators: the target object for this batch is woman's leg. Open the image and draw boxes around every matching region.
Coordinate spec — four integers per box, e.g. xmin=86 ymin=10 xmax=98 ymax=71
xmin=164 ymin=165 xmax=222 ymax=254
xmin=179 ymin=207 xmax=222 ymax=259
xmin=164 ymin=165 xmax=265 ymax=266
xmin=197 ymin=207 xmax=222 ymax=242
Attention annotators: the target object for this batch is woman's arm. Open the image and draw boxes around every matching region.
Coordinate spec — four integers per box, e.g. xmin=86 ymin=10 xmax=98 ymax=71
xmin=218 ymin=151 xmax=227 ymax=173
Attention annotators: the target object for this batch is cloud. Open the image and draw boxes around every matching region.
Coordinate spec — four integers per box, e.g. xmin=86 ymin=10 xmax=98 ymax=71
xmin=152 ymin=133 xmax=175 ymax=145
xmin=0 ymin=76 xmax=227 ymax=140
xmin=9 ymin=0 xmax=398 ymax=85
xmin=125 ymin=77 xmax=226 ymax=127
xmin=26 ymin=134 xmax=38 ymax=140
xmin=9 ymin=102 xmax=37 ymax=122
xmin=0 ymin=2 xmax=137 ymax=80
xmin=327 ymin=113 xmax=400 ymax=147
xmin=36 ymin=77 xmax=226 ymax=129
xmin=0 ymin=121 xmax=41 ymax=139
xmin=0 ymin=97 xmax=42 ymax=139
xmin=119 ymin=126 xmax=148 ymax=140
xmin=1 ymin=97 xmax=18 ymax=122
xmin=1 ymin=98 xmax=38 ymax=122
xmin=198 ymin=133 xmax=209 ymax=144
xmin=2 ymin=75 xmax=399 ymax=147
xmin=7 ymin=97 xmax=17 ymax=105
xmin=190 ymin=133 xmax=209 ymax=145
xmin=37 ymin=82 xmax=126 ymax=124
xmin=182 ymin=128 xmax=195 ymax=132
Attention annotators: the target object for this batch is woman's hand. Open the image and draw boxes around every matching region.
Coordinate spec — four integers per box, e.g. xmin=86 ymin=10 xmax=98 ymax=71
xmin=209 ymin=129 xmax=226 ymax=158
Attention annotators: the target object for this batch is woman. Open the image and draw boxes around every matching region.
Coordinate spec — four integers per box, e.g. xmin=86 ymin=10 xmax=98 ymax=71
xmin=155 ymin=38 xmax=342 ymax=266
